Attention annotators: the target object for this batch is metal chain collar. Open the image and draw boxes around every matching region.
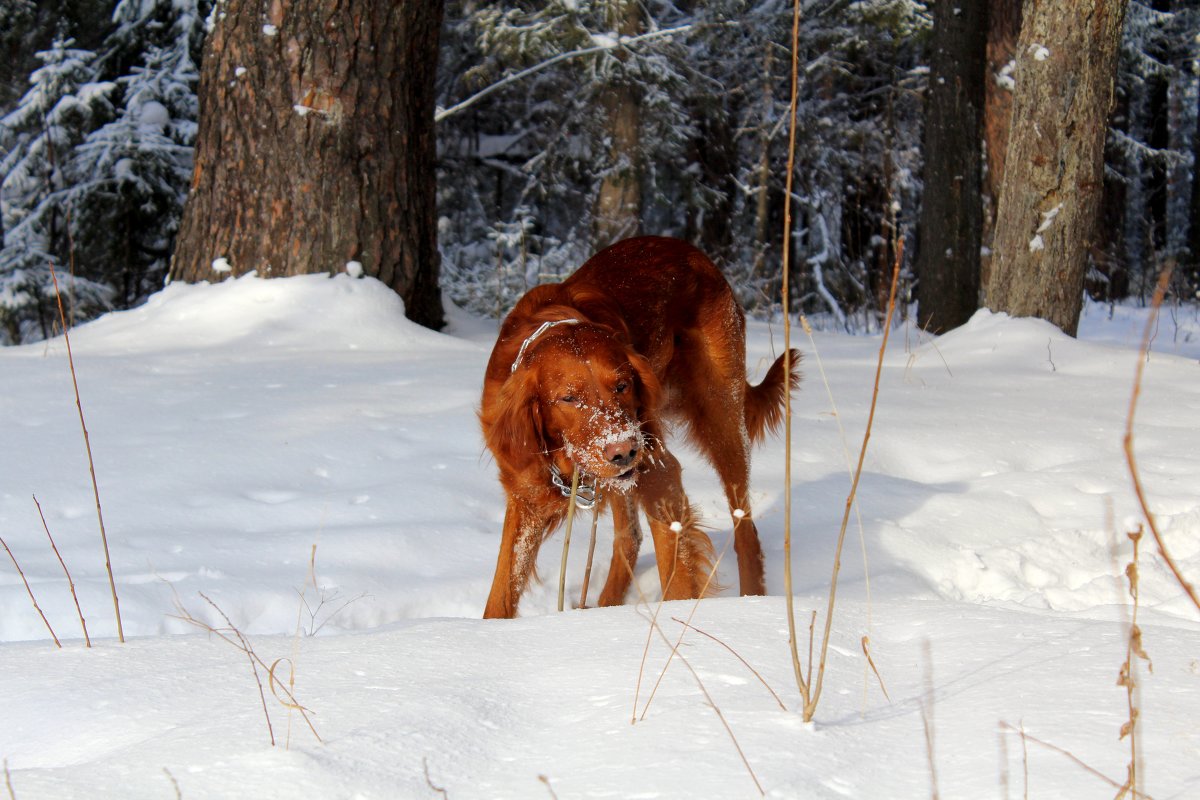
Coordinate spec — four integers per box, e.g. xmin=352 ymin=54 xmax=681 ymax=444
xmin=549 ymin=462 xmax=600 ymax=510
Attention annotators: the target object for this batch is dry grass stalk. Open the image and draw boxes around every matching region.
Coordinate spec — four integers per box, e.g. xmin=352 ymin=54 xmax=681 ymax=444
xmin=778 ymin=0 xmax=901 ymax=721
xmin=557 ymin=467 xmax=582 ymax=612
xmin=670 ymin=616 xmax=787 ymax=711
xmin=799 ymin=315 xmax=880 ymax=711
xmin=861 ymin=635 xmax=889 ymax=702
xmin=0 ymin=533 xmax=61 ymax=647
xmin=172 ymin=592 xmax=321 ymax=745
xmin=810 ymin=239 xmax=903 ymax=718
xmin=779 ymin=0 xmax=806 ymax=711
xmin=636 ymin=516 xmax=732 ymax=722
xmin=1123 ymin=263 xmax=1200 ymax=614
xmin=33 ymin=495 xmax=90 ymax=646
xmin=423 ymin=758 xmax=449 ymax=798
xmin=537 ymin=774 xmax=559 ymax=800
xmin=578 ymin=510 xmax=601 ymax=608
xmin=1116 ymin=525 xmax=1152 ymax=800
xmin=998 ymin=721 xmax=1153 ymax=799
xmin=48 ymin=264 xmax=124 ymax=643
xmin=621 ymin=552 xmax=763 ymax=795
xmin=920 ymin=640 xmax=939 ymax=800
xmin=4 ymin=757 xmax=14 ymax=800
xmin=782 ymin=239 xmax=904 ymax=721
xmin=163 ymin=767 xmax=182 ymax=800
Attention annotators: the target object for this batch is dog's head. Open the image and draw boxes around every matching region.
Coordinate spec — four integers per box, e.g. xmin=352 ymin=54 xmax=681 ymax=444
xmin=486 ymin=321 xmax=661 ymax=489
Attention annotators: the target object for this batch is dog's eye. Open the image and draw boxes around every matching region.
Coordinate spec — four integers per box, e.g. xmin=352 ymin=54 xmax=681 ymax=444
xmin=560 ymin=394 xmax=578 ymax=405
xmin=614 ymin=381 xmax=628 ymax=395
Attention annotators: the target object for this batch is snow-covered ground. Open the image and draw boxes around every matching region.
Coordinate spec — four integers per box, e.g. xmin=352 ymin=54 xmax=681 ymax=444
xmin=1 ymin=273 xmax=1197 ymax=799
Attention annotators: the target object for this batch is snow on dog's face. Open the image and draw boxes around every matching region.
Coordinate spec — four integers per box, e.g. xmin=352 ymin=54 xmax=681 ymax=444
xmin=506 ymin=323 xmax=661 ymax=488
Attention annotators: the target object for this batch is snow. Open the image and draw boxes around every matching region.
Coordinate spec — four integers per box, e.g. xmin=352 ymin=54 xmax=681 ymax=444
xmin=0 ymin=274 xmax=1198 ymax=798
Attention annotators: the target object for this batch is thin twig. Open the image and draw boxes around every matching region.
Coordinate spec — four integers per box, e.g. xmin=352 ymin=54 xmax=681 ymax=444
xmin=1117 ymin=525 xmax=1151 ymax=800
xmin=622 ymin=552 xmax=763 ymax=795
xmin=0 ymin=533 xmax=61 ymax=647
xmin=172 ymin=594 xmax=323 ymax=744
xmin=920 ymin=640 xmax=939 ymax=800
xmin=578 ymin=508 xmax=600 ymax=608
xmin=798 ymin=316 xmax=880 ymax=710
xmin=538 ymin=774 xmax=559 ymax=800
xmin=803 ymin=240 xmax=904 ymax=721
xmin=637 ymin=516 xmax=732 ymax=721
xmin=4 ymin=758 xmax=14 ymax=800
xmin=998 ymin=722 xmax=1154 ymax=799
xmin=435 ymin=25 xmax=695 ymax=123
xmin=48 ymin=264 xmax=123 ymax=642
xmin=424 ymin=758 xmax=449 ymax=798
xmin=33 ymin=495 xmax=89 ymax=646
xmin=1123 ymin=263 xmax=1200 ymax=613
xmin=163 ymin=767 xmax=181 ymax=800
xmin=632 ymin=507 xmax=693 ymax=723
xmin=861 ymin=635 xmax=889 ymax=702
xmin=670 ymin=616 xmax=787 ymax=711
xmin=780 ymin=0 xmax=810 ymax=713
xmin=557 ymin=468 xmax=581 ymax=612
xmin=200 ymin=593 xmax=274 ymax=746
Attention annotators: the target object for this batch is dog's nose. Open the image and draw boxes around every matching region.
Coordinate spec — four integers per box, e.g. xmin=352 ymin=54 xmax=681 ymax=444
xmin=605 ymin=439 xmax=639 ymax=467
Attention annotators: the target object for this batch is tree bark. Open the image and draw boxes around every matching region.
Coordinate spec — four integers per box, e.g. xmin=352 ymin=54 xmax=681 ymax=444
xmin=1191 ymin=60 xmax=1200 ymax=285
xmin=984 ymin=0 xmax=1128 ymax=336
xmin=915 ymin=0 xmax=987 ymax=333
xmin=170 ymin=0 xmax=445 ymax=330
xmin=980 ymin=0 xmax=1023 ymax=291
xmin=592 ymin=0 xmax=642 ymax=248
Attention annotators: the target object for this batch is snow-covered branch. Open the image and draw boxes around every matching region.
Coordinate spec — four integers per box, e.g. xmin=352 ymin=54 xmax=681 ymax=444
xmin=435 ymin=24 xmax=695 ymax=123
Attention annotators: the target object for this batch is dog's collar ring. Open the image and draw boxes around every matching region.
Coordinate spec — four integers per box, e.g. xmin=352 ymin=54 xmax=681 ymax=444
xmin=510 ymin=318 xmax=580 ymax=373
xmin=549 ymin=463 xmax=600 ymax=510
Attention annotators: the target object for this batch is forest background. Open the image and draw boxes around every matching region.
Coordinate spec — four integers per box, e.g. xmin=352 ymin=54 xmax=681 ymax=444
xmin=0 ymin=0 xmax=1197 ymax=344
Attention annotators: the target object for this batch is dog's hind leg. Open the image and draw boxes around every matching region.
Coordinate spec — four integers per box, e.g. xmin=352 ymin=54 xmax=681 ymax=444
xmin=673 ymin=330 xmax=767 ymax=596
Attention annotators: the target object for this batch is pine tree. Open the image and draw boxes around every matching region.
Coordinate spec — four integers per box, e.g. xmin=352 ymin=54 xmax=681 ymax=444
xmin=0 ymin=1 xmax=209 ymax=342
xmin=65 ymin=43 xmax=199 ymax=307
xmin=0 ymin=37 xmax=114 ymax=343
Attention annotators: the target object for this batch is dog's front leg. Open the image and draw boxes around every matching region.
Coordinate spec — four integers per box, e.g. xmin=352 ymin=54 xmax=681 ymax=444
xmin=636 ymin=450 xmax=717 ymax=601
xmin=597 ymin=493 xmax=643 ymax=607
xmin=484 ymin=497 xmax=553 ymax=619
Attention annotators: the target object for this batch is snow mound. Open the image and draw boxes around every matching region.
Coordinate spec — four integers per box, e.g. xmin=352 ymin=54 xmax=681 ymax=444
xmin=52 ymin=272 xmax=472 ymax=356
xmin=864 ymin=310 xmax=1200 ymax=616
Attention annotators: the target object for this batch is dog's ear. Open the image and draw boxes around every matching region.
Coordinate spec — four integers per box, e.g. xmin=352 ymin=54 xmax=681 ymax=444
xmin=485 ymin=369 xmax=549 ymax=470
xmin=627 ymin=349 xmax=662 ymax=428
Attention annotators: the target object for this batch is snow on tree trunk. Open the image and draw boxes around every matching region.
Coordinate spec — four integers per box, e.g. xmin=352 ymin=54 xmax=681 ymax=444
xmin=985 ymin=0 xmax=1129 ymax=336
xmin=170 ymin=0 xmax=445 ymax=330
xmin=915 ymin=0 xmax=986 ymax=333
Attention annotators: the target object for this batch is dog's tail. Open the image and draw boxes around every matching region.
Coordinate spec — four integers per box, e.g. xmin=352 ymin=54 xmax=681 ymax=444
xmin=745 ymin=349 xmax=802 ymax=445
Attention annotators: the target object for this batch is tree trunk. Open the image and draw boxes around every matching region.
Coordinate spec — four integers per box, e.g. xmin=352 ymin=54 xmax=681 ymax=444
xmin=984 ymin=0 xmax=1128 ymax=336
xmin=170 ymin=0 xmax=445 ymax=330
xmin=980 ymin=0 xmax=1023 ymax=291
xmin=592 ymin=0 xmax=642 ymax=248
xmin=915 ymin=0 xmax=987 ymax=333
xmin=1191 ymin=58 xmax=1200 ymax=286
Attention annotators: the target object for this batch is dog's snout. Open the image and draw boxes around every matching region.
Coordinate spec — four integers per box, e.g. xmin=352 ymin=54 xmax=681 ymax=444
xmin=605 ymin=439 xmax=639 ymax=467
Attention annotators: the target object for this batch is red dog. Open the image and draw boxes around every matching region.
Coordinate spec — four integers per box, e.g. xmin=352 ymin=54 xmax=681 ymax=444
xmin=480 ymin=236 xmax=799 ymax=619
